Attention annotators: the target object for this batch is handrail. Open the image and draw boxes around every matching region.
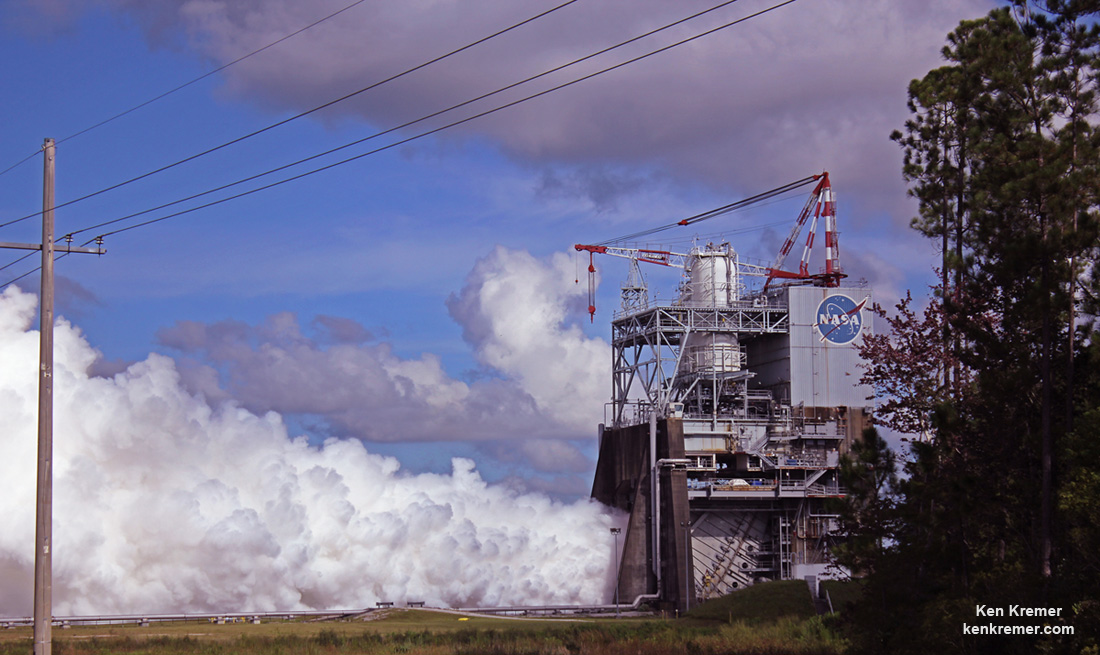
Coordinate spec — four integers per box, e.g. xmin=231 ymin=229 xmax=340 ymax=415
xmin=614 ymin=297 xmax=789 ymax=320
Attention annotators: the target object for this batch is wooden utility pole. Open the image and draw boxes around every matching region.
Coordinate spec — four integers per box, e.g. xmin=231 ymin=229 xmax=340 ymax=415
xmin=33 ymin=137 xmax=56 ymax=655
xmin=0 ymin=140 xmax=104 ymax=655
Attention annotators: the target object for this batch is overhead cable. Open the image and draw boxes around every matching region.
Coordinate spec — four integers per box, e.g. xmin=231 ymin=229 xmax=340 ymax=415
xmin=0 ymin=255 xmax=56 ymax=291
xmin=0 ymin=251 xmax=36 ymax=275
xmin=0 ymin=0 xmax=373 ymax=179
xmin=3 ymin=0 xmax=802 ymax=290
xmin=62 ymin=0 xmax=747 ymax=239
xmin=0 ymin=0 xmax=582 ymax=230
xmin=68 ymin=0 xmax=799 ymax=243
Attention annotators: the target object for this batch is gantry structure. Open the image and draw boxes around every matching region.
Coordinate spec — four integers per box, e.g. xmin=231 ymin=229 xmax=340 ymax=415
xmin=585 ymin=176 xmax=873 ymax=612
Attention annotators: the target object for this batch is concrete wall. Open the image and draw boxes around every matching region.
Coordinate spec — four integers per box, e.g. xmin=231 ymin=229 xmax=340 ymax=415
xmin=591 ymin=422 xmax=653 ymax=604
xmin=657 ymin=418 xmax=693 ymax=613
xmin=591 ymin=418 xmax=693 ymax=612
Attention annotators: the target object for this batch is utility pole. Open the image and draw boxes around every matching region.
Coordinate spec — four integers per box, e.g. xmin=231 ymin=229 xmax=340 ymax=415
xmin=0 ymin=139 xmax=104 ymax=655
xmin=32 ymin=137 xmax=55 ymax=655
xmin=34 ymin=137 xmax=56 ymax=655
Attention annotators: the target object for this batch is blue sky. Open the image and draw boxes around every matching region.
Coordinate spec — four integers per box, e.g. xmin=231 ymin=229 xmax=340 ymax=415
xmin=0 ymin=0 xmax=996 ymax=501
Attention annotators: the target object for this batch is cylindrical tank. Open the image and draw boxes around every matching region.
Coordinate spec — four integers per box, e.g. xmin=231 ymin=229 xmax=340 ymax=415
xmin=676 ymin=244 xmax=745 ymax=377
xmin=680 ymin=332 xmax=742 ymax=375
xmin=680 ymin=245 xmax=740 ymax=307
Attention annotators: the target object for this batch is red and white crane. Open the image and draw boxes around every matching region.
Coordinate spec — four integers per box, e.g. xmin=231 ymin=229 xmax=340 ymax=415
xmin=573 ymin=243 xmax=770 ymax=321
xmin=763 ymin=172 xmax=845 ymax=291
xmin=575 ymin=172 xmax=845 ymax=320
xmin=573 ymin=246 xmax=686 ymax=321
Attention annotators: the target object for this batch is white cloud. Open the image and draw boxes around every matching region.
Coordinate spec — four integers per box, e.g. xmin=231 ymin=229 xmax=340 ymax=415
xmin=157 ymin=313 xmax=547 ymax=442
xmin=0 ymin=286 xmax=623 ymax=615
xmin=35 ymin=0 xmax=993 ymax=218
xmin=448 ymin=246 xmax=610 ymax=432
xmin=153 ymin=248 xmax=609 ymax=448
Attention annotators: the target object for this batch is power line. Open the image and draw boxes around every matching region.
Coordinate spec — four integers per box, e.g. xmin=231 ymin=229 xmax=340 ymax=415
xmin=0 ymin=267 xmax=37 ymax=291
xmin=595 ymin=173 xmax=818 ymax=245
xmin=68 ymin=0 xmax=799 ymax=243
xmin=0 ymin=0 xmax=373 ymax=179
xmin=0 ymin=251 xmax=36 ymax=275
xmin=3 ymin=201 xmax=796 ymax=294
xmin=61 ymin=0 xmax=748 ymax=239
xmin=0 ymin=0 xmax=583 ymax=230
xmin=3 ymin=0 xmax=802 ymax=288
xmin=0 ymin=253 xmax=68 ymax=293
xmin=0 ymin=240 xmax=101 ymax=291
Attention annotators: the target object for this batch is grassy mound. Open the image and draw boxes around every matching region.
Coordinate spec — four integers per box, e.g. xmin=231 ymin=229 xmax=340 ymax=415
xmin=685 ymin=580 xmax=818 ymax=623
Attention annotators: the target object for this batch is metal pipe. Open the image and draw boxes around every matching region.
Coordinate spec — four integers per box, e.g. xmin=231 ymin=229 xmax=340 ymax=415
xmin=650 ymin=412 xmax=659 ymax=583
xmin=610 ymin=527 xmax=621 ymax=618
xmin=680 ymin=520 xmax=688 ymax=611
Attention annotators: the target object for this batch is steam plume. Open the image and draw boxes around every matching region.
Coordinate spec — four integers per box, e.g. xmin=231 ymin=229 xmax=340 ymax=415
xmin=0 ymin=286 xmax=620 ymax=616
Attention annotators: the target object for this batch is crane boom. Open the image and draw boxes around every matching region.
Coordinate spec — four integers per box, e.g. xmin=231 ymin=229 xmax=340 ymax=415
xmin=574 ymin=244 xmax=687 ymax=321
xmin=574 ymin=243 xmax=769 ymax=321
xmin=574 ymin=244 xmax=689 ymax=269
xmin=573 ymin=171 xmax=844 ymax=321
xmin=764 ymin=171 xmax=845 ymax=291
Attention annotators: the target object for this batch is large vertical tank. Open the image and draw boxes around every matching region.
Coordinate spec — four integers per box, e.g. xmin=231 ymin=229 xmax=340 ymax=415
xmin=678 ymin=244 xmax=744 ymax=377
xmin=680 ymin=244 xmax=740 ymax=307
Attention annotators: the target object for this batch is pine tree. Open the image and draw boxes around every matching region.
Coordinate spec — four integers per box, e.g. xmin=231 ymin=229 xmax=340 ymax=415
xmin=843 ymin=3 xmax=1100 ymax=652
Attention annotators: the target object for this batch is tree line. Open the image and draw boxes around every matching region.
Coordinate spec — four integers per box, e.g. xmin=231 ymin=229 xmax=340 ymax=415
xmin=835 ymin=2 xmax=1100 ymax=653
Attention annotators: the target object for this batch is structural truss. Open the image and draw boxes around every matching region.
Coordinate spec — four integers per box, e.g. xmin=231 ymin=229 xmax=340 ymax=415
xmin=610 ymin=299 xmax=789 ymax=426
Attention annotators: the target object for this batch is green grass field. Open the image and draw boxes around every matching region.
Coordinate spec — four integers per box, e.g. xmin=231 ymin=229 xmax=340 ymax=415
xmin=0 ymin=582 xmax=853 ymax=654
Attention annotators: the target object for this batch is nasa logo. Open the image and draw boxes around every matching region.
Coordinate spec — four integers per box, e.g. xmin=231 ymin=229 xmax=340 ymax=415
xmin=814 ymin=294 xmax=868 ymax=345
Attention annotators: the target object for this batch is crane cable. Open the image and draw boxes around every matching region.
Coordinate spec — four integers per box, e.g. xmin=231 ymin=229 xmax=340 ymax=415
xmin=578 ymin=172 xmax=823 ymax=321
xmin=594 ymin=173 xmax=820 ymax=246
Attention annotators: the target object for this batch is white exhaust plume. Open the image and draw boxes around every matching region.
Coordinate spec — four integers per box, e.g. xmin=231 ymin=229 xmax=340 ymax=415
xmin=0 ymin=286 xmax=620 ymax=616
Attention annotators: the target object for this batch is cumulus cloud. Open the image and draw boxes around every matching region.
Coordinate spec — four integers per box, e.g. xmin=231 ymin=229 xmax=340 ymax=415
xmin=156 ymin=312 xmax=503 ymax=442
xmin=155 ymin=248 xmax=607 ymax=449
xmin=47 ymin=0 xmax=992 ymax=217
xmin=0 ymin=285 xmax=621 ymax=616
xmin=447 ymin=246 xmax=609 ymax=431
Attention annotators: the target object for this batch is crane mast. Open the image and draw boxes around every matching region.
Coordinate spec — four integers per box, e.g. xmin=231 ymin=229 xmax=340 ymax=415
xmin=764 ymin=172 xmax=845 ymax=290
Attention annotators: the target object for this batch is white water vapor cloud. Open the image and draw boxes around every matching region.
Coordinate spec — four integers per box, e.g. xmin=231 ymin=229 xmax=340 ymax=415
xmin=0 ymin=285 xmax=621 ymax=616
xmin=157 ymin=313 xmax=541 ymax=443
